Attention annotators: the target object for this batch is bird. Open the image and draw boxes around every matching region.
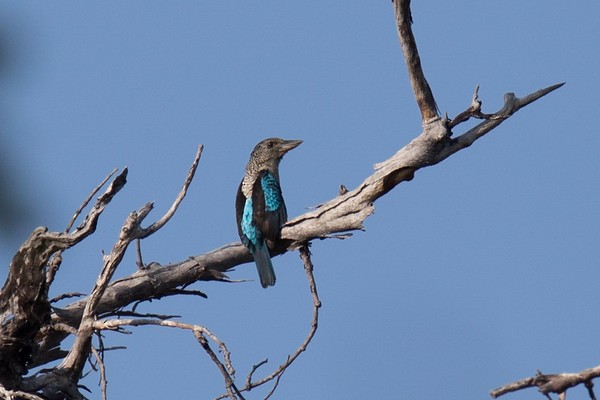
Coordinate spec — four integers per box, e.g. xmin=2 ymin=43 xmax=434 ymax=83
xmin=235 ymin=138 xmax=302 ymax=288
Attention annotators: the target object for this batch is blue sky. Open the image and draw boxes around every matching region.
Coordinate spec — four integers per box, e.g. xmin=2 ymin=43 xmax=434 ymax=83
xmin=1 ymin=2 xmax=599 ymax=399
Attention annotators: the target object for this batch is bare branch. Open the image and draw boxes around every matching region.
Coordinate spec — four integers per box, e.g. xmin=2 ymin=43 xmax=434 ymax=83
xmin=103 ymin=310 xmax=180 ymax=320
xmin=393 ymin=0 xmax=438 ymax=122
xmin=491 ymin=366 xmax=600 ymax=399
xmin=264 ymin=370 xmax=285 ymax=400
xmin=215 ymin=245 xmax=321 ymax=399
xmin=0 ymin=384 xmax=46 ymax=400
xmin=47 ymin=169 xmax=122 ymax=292
xmin=135 ymin=239 xmax=145 ymax=270
xmin=448 ymin=85 xmax=493 ymax=128
xmin=138 ymin=144 xmax=203 ymax=239
xmin=49 ymin=292 xmax=86 ymax=304
xmin=89 ymin=346 xmax=107 ymax=400
xmin=65 ymin=168 xmax=119 ymax=234
xmin=448 ymin=83 xmax=565 ymax=155
xmin=245 ymin=360 xmax=268 ymax=388
xmin=194 ymin=331 xmax=242 ymax=400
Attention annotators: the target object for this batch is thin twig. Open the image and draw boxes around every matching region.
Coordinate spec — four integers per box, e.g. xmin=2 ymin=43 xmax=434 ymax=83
xmin=264 ymin=361 xmax=286 ymax=400
xmin=194 ymin=330 xmax=243 ymax=400
xmin=135 ymin=238 xmax=145 ymax=270
xmin=66 ymin=168 xmax=119 ymax=233
xmin=245 ymin=359 xmax=268 ymax=388
xmin=46 ymin=169 xmax=119 ymax=288
xmin=90 ymin=346 xmax=108 ymax=400
xmin=138 ymin=144 xmax=203 ymax=238
xmin=102 ymin=311 xmax=181 ymax=320
xmin=448 ymin=85 xmax=493 ymax=129
xmin=129 ymin=288 xmax=207 ymax=313
xmin=49 ymin=292 xmax=86 ymax=304
xmin=215 ymin=244 xmax=321 ymax=399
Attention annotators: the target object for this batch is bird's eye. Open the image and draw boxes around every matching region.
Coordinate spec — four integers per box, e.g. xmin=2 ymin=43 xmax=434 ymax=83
xmin=267 ymin=141 xmax=275 ymax=148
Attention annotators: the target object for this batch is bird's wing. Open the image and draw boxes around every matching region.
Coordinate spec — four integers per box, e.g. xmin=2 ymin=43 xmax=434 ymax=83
xmin=252 ymin=170 xmax=287 ymax=241
xmin=235 ymin=180 xmax=247 ymax=241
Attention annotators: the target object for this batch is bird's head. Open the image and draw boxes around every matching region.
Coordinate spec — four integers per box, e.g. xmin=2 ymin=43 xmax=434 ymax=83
xmin=249 ymin=137 xmax=302 ymax=166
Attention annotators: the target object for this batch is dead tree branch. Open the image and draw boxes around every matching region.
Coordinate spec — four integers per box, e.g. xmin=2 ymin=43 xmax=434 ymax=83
xmin=491 ymin=366 xmax=600 ymax=399
xmin=0 ymin=168 xmax=127 ymax=390
xmin=66 ymin=168 xmax=120 ymax=235
xmin=0 ymin=385 xmax=45 ymax=400
xmin=47 ymin=168 xmax=119 ymax=289
xmin=139 ymin=144 xmax=203 ymax=239
xmin=89 ymin=346 xmax=107 ymax=400
xmin=0 ymin=147 xmax=203 ymax=398
xmin=393 ymin=0 xmax=438 ymax=123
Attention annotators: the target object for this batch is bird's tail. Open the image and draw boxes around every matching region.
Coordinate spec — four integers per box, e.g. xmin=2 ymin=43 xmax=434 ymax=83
xmin=253 ymin=242 xmax=276 ymax=288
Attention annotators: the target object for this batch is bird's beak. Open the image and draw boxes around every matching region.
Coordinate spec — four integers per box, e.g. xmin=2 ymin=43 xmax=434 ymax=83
xmin=279 ymin=139 xmax=303 ymax=156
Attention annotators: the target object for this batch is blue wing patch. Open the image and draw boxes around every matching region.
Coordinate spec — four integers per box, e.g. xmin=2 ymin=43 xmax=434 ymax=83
xmin=241 ymin=198 xmax=260 ymax=247
xmin=261 ymin=172 xmax=284 ymax=211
